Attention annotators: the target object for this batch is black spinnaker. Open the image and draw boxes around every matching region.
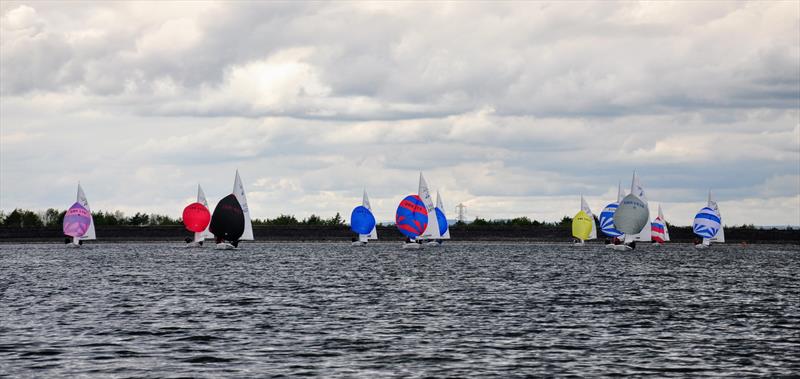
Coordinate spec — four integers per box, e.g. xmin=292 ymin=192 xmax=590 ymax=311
xmin=209 ymin=194 xmax=245 ymax=244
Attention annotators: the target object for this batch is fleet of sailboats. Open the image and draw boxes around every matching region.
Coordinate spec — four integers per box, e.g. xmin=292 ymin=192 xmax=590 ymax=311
xmin=58 ymin=171 xmax=735 ymax=249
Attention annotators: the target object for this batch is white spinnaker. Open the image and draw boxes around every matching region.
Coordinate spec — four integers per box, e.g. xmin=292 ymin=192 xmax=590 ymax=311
xmin=707 ymin=191 xmax=725 ymax=244
xmin=630 ymin=172 xmax=651 ymax=242
xmin=436 ymin=190 xmax=451 ymax=239
xmin=76 ymin=183 xmax=96 ymax=240
xmin=363 ymin=189 xmax=378 ymax=240
xmin=417 ymin=172 xmax=441 ymax=239
xmin=580 ymin=195 xmax=597 ymax=240
xmin=194 ymin=184 xmax=213 ymax=242
xmin=233 ymin=170 xmax=254 ymax=240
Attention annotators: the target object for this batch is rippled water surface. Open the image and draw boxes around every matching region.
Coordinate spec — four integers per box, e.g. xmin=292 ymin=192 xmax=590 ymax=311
xmin=1 ymin=242 xmax=799 ymax=377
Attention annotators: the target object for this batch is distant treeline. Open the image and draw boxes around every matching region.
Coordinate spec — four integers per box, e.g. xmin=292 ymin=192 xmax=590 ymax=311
xmin=0 ymin=208 xmax=775 ymax=230
xmin=0 ymin=208 xmax=346 ymax=228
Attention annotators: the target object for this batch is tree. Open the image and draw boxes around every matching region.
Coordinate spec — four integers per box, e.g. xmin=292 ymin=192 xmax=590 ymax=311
xmin=326 ymin=212 xmax=344 ymax=226
xmin=41 ymin=208 xmax=62 ymax=226
xmin=129 ymin=212 xmax=150 ymax=226
xmin=2 ymin=209 xmax=43 ymax=228
xmin=471 ymin=217 xmax=490 ymax=226
xmin=304 ymin=214 xmax=323 ymax=225
xmin=270 ymin=214 xmax=299 ymax=225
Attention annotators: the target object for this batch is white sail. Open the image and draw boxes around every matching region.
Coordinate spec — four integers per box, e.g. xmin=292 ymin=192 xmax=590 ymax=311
xmin=194 ymin=184 xmax=213 ymax=242
xmin=630 ymin=171 xmax=651 ymax=242
xmin=707 ymin=191 xmax=725 ymax=243
xmin=580 ymin=195 xmax=597 ymax=240
xmin=76 ymin=183 xmax=96 ymax=241
xmin=362 ymin=189 xmax=378 ymax=240
xmin=436 ymin=190 xmax=451 ymax=239
xmin=417 ymin=172 xmax=441 ymax=239
xmin=233 ymin=170 xmax=254 ymax=240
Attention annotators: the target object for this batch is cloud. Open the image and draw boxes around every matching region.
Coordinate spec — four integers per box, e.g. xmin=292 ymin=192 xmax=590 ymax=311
xmin=1 ymin=1 xmax=798 ymax=226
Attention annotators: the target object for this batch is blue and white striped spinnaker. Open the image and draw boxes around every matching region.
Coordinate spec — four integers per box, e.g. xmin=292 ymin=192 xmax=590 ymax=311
xmin=693 ymin=206 xmax=721 ymax=239
xmin=599 ymin=202 xmax=623 ymax=237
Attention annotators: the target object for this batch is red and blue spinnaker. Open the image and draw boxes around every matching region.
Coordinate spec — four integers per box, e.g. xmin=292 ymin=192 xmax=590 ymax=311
xmin=395 ymin=195 xmax=428 ymax=239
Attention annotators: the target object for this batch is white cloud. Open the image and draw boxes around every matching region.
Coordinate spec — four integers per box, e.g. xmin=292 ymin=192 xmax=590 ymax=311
xmin=1 ymin=1 xmax=798 ymax=227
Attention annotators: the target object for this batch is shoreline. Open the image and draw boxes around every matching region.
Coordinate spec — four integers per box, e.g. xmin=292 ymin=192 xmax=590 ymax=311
xmin=1 ymin=225 xmax=797 ymax=244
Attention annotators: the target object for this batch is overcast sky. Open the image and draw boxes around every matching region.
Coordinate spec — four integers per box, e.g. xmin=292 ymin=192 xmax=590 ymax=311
xmin=1 ymin=1 xmax=798 ymax=226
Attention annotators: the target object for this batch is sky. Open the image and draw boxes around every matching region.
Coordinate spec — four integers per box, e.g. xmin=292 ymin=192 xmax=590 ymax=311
xmin=1 ymin=1 xmax=799 ymax=226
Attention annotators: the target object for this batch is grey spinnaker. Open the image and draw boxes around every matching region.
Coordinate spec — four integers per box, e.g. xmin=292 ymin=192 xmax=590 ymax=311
xmin=614 ymin=193 xmax=649 ymax=235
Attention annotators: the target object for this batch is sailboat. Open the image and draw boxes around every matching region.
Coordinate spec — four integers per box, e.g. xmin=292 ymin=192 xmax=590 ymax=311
xmin=693 ymin=191 xmax=725 ymax=249
xmin=210 ymin=171 xmax=254 ymax=250
xmin=612 ymin=172 xmax=650 ymax=251
xmin=571 ymin=195 xmax=597 ymax=246
xmin=182 ymin=184 xmax=212 ymax=248
xmin=396 ymin=194 xmax=428 ymax=249
xmin=63 ymin=183 xmax=96 ymax=247
xmin=350 ymin=189 xmax=378 ymax=246
xmin=650 ymin=204 xmax=670 ymax=246
xmin=600 ymin=181 xmax=625 ymax=248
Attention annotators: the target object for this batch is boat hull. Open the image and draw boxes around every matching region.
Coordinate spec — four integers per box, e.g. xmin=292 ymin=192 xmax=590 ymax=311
xmin=351 ymin=241 xmax=367 ymax=247
xmin=694 ymin=244 xmax=710 ymax=250
xmin=612 ymin=244 xmax=633 ymax=251
xmin=184 ymin=241 xmax=204 ymax=248
xmin=214 ymin=243 xmax=237 ymax=250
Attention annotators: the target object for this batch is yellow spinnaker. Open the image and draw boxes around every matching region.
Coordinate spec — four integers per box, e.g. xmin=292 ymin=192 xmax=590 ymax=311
xmin=572 ymin=210 xmax=592 ymax=241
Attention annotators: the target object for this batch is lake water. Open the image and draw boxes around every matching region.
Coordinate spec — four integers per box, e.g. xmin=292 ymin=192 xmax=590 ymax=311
xmin=1 ymin=242 xmax=798 ymax=377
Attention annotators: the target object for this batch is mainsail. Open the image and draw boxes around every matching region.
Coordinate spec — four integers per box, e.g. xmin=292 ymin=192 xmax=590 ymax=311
xmin=580 ymin=195 xmax=597 ymax=240
xmin=233 ymin=170 xmax=254 ymax=240
xmin=362 ymin=189 xmax=378 ymax=240
xmin=599 ymin=181 xmax=624 ymax=238
xmin=417 ymin=173 xmax=441 ymax=239
xmin=706 ymin=191 xmax=725 ymax=243
xmin=75 ymin=184 xmax=96 ymax=240
xmin=435 ymin=190 xmax=451 ymax=239
xmin=629 ymin=172 xmax=651 ymax=242
xmin=197 ymin=185 xmax=213 ymax=240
